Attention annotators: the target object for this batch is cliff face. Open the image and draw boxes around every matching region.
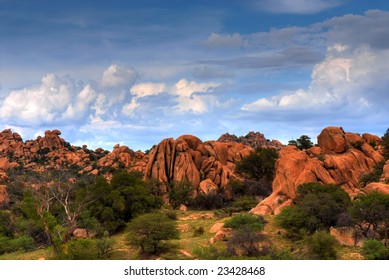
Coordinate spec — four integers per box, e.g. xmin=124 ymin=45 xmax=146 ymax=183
xmin=251 ymin=126 xmax=387 ymax=215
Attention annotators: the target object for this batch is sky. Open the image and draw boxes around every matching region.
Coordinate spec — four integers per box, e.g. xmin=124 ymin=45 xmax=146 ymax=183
xmin=0 ymin=0 xmax=388 ymax=151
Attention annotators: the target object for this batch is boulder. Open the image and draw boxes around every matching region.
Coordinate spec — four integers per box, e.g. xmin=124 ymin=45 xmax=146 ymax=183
xmin=73 ymin=228 xmax=88 ymax=239
xmin=364 ymin=182 xmax=389 ymax=194
xmin=199 ymin=179 xmax=218 ymax=195
xmin=209 ymin=222 xmax=224 ymax=233
xmin=318 ymin=126 xmax=347 ymax=154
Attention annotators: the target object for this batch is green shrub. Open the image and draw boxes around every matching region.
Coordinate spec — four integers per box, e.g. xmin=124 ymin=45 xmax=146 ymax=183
xmin=304 ymin=231 xmax=338 ymax=260
xmin=0 ymin=236 xmax=12 ymax=254
xmin=10 ymin=235 xmax=35 ymax=252
xmin=276 ymin=183 xmax=351 ymax=238
xmin=96 ymin=236 xmax=115 ymax=257
xmin=224 ymin=214 xmax=265 ymax=231
xmin=193 ymin=245 xmax=230 ymax=260
xmin=193 ymin=226 xmax=205 ymax=237
xmin=362 ymin=240 xmax=389 ymax=260
xmin=191 ymin=193 xmax=224 ymax=210
xmin=66 ymin=238 xmax=99 ymax=260
xmin=359 ymin=160 xmax=385 ymax=186
xmin=231 ymin=196 xmax=257 ymax=211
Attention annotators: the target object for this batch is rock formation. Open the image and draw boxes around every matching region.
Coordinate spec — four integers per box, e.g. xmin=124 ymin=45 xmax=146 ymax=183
xmin=218 ymin=131 xmax=283 ymax=149
xmin=251 ymin=126 xmax=385 ymax=215
xmin=144 ymin=134 xmax=252 ymax=197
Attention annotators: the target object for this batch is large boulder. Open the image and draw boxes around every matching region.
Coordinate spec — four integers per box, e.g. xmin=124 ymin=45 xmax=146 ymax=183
xmin=318 ymin=126 xmax=347 ymax=154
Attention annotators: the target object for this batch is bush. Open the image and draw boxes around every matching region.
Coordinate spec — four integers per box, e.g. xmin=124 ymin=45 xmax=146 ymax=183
xmin=96 ymin=236 xmax=115 ymax=257
xmin=193 ymin=245 xmax=230 ymax=260
xmin=227 ymin=229 xmax=265 ymax=257
xmin=9 ymin=235 xmax=35 ymax=252
xmin=66 ymin=238 xmax=99 ymax=260
xmin=224 ymin=214 xmax=265 ymax=232
xmin=362 ymin=240 xmax=389 ymax=260
xmin=0 ymin=236 xmax=12 ymax=254
xmin=231 ymin=196 xmax=258 ymax=212
xmin=304 ymin=231 xmax=338 ymax=260
xmin=359 ymin=160 xmax=385 ymax=186
xmin=191 ymin=193 xmax=225 ymax=210
xmin=127 ymin=213 xmax=179 ymax=255
xmin=193 ymin=226 xmax=205 ymax=237
xmin=276 ymin=183 xmax=351 ymax=238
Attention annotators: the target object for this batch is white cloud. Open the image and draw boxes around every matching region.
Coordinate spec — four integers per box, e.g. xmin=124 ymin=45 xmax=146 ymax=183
xmin=130 ymin=82 xmax=167 ymax=98
xmin=100 ymin=64 xmax=137 ymax=88
xmin=242 ymin=46 xmax=389 ymax=114
xmin=122 ymin=97 xmax=139 ymax=116
xmin=63 ymin=84 xmax=98 ymax=120
xmin=0 ymin=74 xmax=76 ymax=124
xmin=173 ymin=79 xmax=220 ymax=98
xmin=171 ymin=79 xmax=221 ymax=113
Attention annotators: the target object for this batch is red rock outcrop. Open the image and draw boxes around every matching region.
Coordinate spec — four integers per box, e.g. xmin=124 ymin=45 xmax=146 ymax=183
xmin=218 ymin=131 xmax=283 ymax=149
xmin=144 ymin=135 xmax=252 ymax=197
xmin=251 ymin=126 xmax=385 ymax=215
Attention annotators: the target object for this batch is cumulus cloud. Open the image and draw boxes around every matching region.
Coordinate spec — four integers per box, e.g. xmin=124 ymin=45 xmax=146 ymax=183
xmin=171 ymin=79 xmax=221 ymax=113
xmin=100 ymin=64 xmax=138 ymax=88
xmin=256 ymin=0 xmax=344 ymax=14
xmin=242 ymin=45 xmax=389 ymax=116
xmin=130 ymin=82 xmax=167 ymax=98
xmin=122 ymin=79 xmax=222 ymax=115
xmin=0 ymin=74 xmax=78 ymax=125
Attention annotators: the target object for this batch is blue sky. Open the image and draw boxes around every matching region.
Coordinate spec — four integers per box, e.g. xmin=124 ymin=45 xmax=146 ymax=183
xmin=0 ymin=0 xmax=388 ymax=151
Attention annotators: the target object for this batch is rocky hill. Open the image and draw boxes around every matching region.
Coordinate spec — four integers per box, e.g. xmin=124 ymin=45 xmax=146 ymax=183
xmin=251 ymin=126 xmax=389 ymax=215
xmin=1 ymin=126 xmax=388 ymax=211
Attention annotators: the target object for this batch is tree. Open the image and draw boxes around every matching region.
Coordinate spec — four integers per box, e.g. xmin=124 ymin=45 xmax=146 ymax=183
xmin=236 ymin=147 xmax=278 ymax=182
xmin=82 ymin=171 xmax=163 ymax=234
xmin=127 ymin=213 xmax=179 ymax=255
xmin=168 ymin=180 xmax=195 ymax=209
xmin=236 ymin=147 xmax=278 ymax=199
xmin=276 ymin=183 xmax=351 ymax=238
xmin=349 ymin=191 xmax=389 ymax=239
xmin=288 ymin=135 xmax=314 ymax=150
